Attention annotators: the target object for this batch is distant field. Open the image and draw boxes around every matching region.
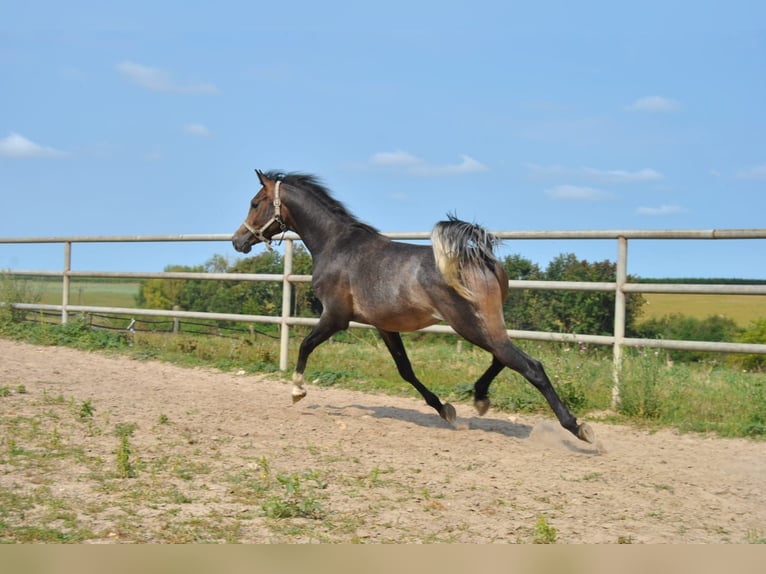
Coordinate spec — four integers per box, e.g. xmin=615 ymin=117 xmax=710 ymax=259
xmin=639 ymin=293 xmax=766 ymax=326
xmin=16 ymin=278 xmax=766 ymax=328
xmin=35 ymin=281 xmax=140 ymax=308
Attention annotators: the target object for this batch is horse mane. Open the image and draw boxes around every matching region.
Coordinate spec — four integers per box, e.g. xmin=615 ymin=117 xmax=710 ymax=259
xmin=266 ymin=171 xmax=379 ymax=235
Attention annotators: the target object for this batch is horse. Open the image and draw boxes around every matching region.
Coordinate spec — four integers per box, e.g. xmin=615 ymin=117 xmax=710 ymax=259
xmin=232 ymin=170 xmax=595 ymax=444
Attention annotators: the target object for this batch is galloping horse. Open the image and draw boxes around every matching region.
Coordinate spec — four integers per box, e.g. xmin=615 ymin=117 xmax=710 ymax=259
xmin=232 ymin=170 xmax=595 ymax=444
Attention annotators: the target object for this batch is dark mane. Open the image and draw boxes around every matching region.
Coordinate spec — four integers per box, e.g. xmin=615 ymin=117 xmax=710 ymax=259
xmin=267 ymin=170 xmax=379 ymax=235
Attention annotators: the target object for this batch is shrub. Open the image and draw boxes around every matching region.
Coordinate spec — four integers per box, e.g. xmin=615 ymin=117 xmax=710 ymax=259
xmin=0 ymin=272 xmax=41 ymax=324
xmin=635 ymin=313 xmax=742 ymax=362
xmin=730 ymin=319 xmax=766 ymax=372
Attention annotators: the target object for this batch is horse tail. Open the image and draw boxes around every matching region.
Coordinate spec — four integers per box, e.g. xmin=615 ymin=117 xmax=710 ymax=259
xmin=431 ymin=215 xmax=501 ymax=301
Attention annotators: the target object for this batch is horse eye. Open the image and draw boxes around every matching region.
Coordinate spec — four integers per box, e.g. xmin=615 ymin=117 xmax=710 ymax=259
xmin=251 ymin=201 xmax=259 ymax=210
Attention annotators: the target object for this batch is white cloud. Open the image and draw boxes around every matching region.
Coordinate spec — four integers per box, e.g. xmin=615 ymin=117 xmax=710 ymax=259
xmin=371 ymin=150 xmax=421 ymax=167
xmin=0 ymin=132 xmax=65 ymax=158
xmin=637 ymin=204 xmax=687 ymax=215
xmin=526 ymin=163 xmax=663 ymax=183
xmin=735 ymin=164 xmax=766 ymax=180
xmin=626 ymin=96 xmax=680 ymax=112
xmin=581 ymin=167 xmax=662 ymax=183
xmin=370 ymin=151 xmax=488 ymax=176
xmin=544 ymin=185 xmax=615 ymax=201
xmin=116 ymin=61 xmax=219 ymax=94
xmin=183 ymin=123 xmax=211 ymax=137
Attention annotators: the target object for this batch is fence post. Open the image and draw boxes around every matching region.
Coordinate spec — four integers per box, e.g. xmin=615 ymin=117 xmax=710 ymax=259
xmin=611 ymin=236 xmax=628 ymax=408
xmin=279 ymin=239 xmax=294 ymax=372
xmin=61 ymin=241 xmax=71 ymax=325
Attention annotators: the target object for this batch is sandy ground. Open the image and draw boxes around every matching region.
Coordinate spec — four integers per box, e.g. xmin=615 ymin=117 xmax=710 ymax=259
xmin=1 ymin=339 xmax=764 ymax=543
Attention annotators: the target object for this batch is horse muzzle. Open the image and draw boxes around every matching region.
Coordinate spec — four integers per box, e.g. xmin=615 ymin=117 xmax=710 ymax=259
xmin=232 ymin=225 xmax=257 ymax=253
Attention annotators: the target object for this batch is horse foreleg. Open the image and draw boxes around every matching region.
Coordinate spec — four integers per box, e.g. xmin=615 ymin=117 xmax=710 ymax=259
xmin=292 ymin=316 xmax=346 ymax=403
xmin=377 ymin=329 xmax=457 ymax=425
xmin=473 ymin=356 xmax=505 ymax=415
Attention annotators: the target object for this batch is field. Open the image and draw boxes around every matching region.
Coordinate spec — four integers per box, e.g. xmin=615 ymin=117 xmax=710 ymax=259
xmin=1 ymin=338 xmax=764 ymax=543
xmin=35 ymin=280 xmax=140 ymax=308
xmin=639 ymin=293 xmax=766 ymax=327
xmin=22 ymin=279 xmax=766 ymax=328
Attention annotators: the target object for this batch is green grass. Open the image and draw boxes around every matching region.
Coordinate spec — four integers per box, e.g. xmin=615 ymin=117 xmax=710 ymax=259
xmin=2 ymin=313 xmax=765 ymax=440
xmin=115 ymin=326 xmax=766 ymax=439
xmin=35 ymin=280 xmax=140 ymax=308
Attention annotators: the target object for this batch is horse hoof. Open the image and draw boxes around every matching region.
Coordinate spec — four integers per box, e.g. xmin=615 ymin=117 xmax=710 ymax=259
xmin=474 ymin=398 xmax=490 ymax=416
xmin=577 ymin=422 xmax=596 ymax=443
xmin=291 ymin=389 xmax=307 ymax=404
xmin=440 ymin=402 xmax=457 ymax=426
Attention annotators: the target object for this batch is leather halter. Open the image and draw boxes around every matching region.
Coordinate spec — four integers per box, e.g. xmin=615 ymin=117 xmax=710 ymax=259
xmin=242 ymin=180 xmax=287 ymax=251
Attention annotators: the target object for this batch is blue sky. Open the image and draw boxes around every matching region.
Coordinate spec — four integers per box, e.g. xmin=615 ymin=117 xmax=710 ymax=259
xmin=1 ymin=1 xmax=765 ymax=278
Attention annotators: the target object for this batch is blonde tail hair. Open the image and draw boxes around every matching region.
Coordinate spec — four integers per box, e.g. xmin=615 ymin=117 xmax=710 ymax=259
xmin=431 ymin=215 xmax=500 ymax=301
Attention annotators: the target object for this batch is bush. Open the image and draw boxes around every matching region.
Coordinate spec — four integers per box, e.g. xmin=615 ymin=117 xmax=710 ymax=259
xmin=634 ymin=313 xmax=742 ymax=362
xmin=502 ymin=253 xmax=646 ymax=336
xmin=0 ymin=272 xmax=41 ymax=324
xmin=730 ymin=319 xmax=766 ymax=372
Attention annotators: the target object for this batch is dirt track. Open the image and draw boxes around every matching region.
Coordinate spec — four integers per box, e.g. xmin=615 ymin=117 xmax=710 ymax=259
xmin=1 ymin=339 xmax=764 ymax=543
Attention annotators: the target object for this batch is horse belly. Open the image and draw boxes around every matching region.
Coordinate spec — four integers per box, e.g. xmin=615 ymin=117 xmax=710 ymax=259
xmin=371 ymin=309 xmax=442 ymax=332
xmin=351 ymin=291 xmax=442 ymax=332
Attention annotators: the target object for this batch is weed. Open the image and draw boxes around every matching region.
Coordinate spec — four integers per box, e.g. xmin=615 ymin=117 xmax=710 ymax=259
xmin=114 ymin=422 xmax=138 ymax=438
xmin=78 ymin=399 xmax=95 ymax=421
xmin=49 ymin=427 xmax=62 ymax=449
xmin=260 ymin=469 xmax=326 ymax=520
xmin=173 ymin=460 xmax=211 ymax=481
xmin=309 ymin=368 xmax=355 ymax=387
xmin=114 ymin=424 xmax=137 ymax=478
xmin=533 ymin=514 xmax=557 ymax=544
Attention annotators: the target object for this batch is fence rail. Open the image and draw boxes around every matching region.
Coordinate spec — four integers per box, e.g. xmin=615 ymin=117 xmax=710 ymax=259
xmin=3 ymin=228 xmax=766 ymax=407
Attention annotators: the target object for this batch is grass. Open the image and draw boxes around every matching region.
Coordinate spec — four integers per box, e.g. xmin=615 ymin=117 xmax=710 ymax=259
xmin=35 ymin=280 xmax=140 ymax=308
xmin=4 ymin=318 xmax=765 ymax=439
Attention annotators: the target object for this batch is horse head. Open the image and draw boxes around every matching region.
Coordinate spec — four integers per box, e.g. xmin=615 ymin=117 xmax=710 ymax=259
xmin=232 ymin=169 xmax=288 ymax=253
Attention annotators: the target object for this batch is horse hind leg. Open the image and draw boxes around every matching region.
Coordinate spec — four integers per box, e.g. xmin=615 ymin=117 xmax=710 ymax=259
xmin=503 ymin=343 xmax=595 ymax=443
xmin=472 ymin=356 xmax=504 ymax=415
xmin=461 ymin=330 xmax=596 ymax=443
xmin=377 ymin=329 xmax=457 ymax=426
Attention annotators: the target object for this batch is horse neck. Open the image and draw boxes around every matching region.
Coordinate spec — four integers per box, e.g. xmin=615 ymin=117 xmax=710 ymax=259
xmin=284 ymin=192 xmax=346 ymax=257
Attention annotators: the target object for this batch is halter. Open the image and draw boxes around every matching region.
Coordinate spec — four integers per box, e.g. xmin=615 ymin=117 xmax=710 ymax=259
xmin=242 ymin=180 xmax=287 ymax=252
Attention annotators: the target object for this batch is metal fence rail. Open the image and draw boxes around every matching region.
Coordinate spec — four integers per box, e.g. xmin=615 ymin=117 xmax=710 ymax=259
xmin=3 ymin=228 xmax=766 ymax=407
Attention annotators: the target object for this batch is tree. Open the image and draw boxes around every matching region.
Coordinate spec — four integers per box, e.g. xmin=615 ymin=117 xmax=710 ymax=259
xmin=501 ymin=254 xmax=550 ymax=330
xmin=136 ymin=247 xmax=321 ymax=320
xmin=501 ymin=252 xmax=646 ymax=336
xmin=135 ymin=264 xmax=201 ymax=309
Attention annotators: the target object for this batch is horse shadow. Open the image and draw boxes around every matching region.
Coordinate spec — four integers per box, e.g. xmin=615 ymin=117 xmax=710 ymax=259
xmin=318 ymin=403 xmax=533 ymax=440
xmin=311 ymin=403 xmax=602 ymax=455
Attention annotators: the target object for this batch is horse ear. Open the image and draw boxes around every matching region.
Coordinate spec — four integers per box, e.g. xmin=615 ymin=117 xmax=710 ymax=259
xmin=255 ymin=169 xmax=267 ymax=186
